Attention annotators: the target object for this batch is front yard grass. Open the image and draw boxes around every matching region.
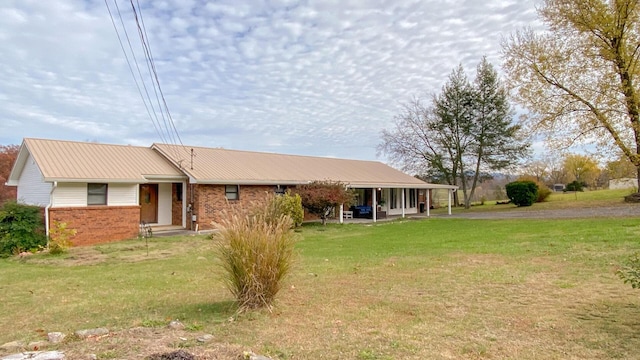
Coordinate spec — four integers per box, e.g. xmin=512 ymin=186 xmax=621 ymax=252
xmin=431 ymin=188 xmax=637 ymax=214
xmin=1 ymin=217 xmax=640 ymax=359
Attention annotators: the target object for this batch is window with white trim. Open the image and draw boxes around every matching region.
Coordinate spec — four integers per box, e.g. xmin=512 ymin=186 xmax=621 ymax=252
xmin=87 ymin=183 xmax=108 ymax=205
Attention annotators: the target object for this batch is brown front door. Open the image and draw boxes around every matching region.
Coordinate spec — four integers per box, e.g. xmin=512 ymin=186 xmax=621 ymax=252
xmin=140 ymin=184 xmax=158 ymax=223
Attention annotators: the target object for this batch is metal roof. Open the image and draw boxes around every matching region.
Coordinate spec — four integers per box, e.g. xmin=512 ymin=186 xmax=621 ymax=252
xmin=152 ymin=143 xmax=457 ymax=189
xmin=9 ymin=138 xmax=185 ymax=183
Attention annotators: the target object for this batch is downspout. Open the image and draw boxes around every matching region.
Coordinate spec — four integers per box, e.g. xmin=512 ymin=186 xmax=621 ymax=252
xmin=45 ymin=181 xmax=58 ymax=244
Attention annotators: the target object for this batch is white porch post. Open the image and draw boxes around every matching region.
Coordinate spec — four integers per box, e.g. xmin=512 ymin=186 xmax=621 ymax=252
xmin=448 ymin=189 xmax=452 ymax=215
xmin=339 ymin=203 xmax=344 ymax=224
xmin=426 ymin=189 xmax=430 ymax=217
xmin=401 ymin=188 xmax=406 ymax=218
xmin=372 ymin=188 xmax=377 ymax=223
xmin=182 ymin=181 xmax=188 ymax=228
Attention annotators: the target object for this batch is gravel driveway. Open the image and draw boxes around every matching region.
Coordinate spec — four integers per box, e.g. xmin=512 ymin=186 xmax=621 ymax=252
xmin=431 ymin=204 xmax=640 ymax=220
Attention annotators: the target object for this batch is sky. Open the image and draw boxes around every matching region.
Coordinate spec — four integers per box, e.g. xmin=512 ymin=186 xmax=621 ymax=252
xmin=0 ymin=0 xmax=543 ymax=162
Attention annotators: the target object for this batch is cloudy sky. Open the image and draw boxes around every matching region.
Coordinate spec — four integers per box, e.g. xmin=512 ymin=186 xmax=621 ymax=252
xmin=0 ymin=0 xmax=542 ymax=161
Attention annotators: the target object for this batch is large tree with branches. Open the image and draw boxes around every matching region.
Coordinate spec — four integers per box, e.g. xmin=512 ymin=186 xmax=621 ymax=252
xmin=379 ymin=59 xmax=528 ymax=208
xmin=503 ymin=0 xmax=640 ymax=189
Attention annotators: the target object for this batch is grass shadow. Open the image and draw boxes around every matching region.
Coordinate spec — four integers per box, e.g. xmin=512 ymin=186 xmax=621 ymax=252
xmin=572 ymin=300 xmax=640 ymax=357
xmin=171 ymin=300 xmax=239 ymax=325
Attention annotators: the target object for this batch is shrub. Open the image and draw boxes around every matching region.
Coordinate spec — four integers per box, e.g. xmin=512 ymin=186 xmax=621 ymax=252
xmin=293 ymin=180 xmax=354 ymax=225
xmin=518 ymin=176 xmax=552 ymax=202
xmin=254 ymin=192 xmax=304 ymax=228
xmin=566 ymin=180 xmax=585 ymax=192
xmin=48 ymin=220 xmax=77 ymax=255
xmin=0 ymin=201 xmax=47 ymax=256
xmin=617 ymin=253 xmax=640 ymax=289
xmin=505 ymin=181 xmax=538 ymax=207
xmin=213 ymin=201 xmax=297 ymax=311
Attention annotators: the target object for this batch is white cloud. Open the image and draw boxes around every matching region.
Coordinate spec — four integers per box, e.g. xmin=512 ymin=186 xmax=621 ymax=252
xmin=0 ymin=0 xmax=544 ymax=160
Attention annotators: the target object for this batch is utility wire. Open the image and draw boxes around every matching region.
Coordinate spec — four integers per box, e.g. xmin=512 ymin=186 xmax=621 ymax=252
xmin=104 ymin=0 xmax=167 ymax=144
xmin=131 ymin=0 xmax=184 ymax=147
xmin=112 ymin=0 xmax=169 ymax=145
xmin=127 ymin=0 xmax=175 ymax=147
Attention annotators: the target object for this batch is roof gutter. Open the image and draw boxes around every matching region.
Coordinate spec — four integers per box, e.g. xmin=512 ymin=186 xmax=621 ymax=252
xmin=45 ymin=181 xmax=58 ymax=243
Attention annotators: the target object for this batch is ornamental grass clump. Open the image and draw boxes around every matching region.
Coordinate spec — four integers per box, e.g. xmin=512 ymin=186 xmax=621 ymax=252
xmin=213 ymin=201 xmax=297 ymax=311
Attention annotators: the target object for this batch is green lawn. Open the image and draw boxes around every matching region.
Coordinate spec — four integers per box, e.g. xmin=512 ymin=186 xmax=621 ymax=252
xmin=1 ymin=212 xmax=640 ymax=359
xmin=431 ymin=188 xmax=636 ymax=214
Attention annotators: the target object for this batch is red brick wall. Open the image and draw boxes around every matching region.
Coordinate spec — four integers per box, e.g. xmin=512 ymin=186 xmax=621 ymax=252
xmin=193 ymin=184 xmax=274 ymax=229
xmin=49 ymin=206 xmax=140 ymax=246
xmin=171 ymin=183 xmax=182 ymax=226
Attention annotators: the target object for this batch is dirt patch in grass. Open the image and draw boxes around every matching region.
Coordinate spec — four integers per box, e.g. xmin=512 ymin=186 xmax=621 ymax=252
xmin=39 ymin=327 xmax=244 ymax=360
xmin=16 ymin=235 xmax=212 ymax=266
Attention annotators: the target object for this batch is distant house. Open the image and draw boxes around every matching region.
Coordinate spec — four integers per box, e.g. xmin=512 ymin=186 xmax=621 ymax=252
xmin=609 ymin=178 xmax=638 ymax=190
xmin=7 ymin=138 xmax=457 ymax=245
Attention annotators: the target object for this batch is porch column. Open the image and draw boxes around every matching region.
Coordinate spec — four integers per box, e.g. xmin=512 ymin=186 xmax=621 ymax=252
xmin=182 ymin=181 xmax=188 ymax=228
xmin=448 ymin=189 xmax=452 ymax=215
xmin=426 ymin=188 xmax=430 ymax=217
xmin=339 ymin=203 xmax=344 ymax=224
xmin=401 ymin=188 xmax=405 ymax=218
xmin=372 ymin=188 xmax=377 ymax=223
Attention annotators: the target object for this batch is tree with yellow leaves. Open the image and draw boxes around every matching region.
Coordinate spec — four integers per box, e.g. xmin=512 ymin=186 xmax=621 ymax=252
xmin=503 ymin=0 xmax=640 ymax=192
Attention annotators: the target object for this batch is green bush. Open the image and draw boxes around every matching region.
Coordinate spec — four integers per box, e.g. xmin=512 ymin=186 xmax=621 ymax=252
xmin=213 ymin=200 xmax=297 ymax=311
xmin=0 ymin=201 xmax=47 ymax=256
xmin=566 ymin=180 xmax=585 ymax=192
xmin=517 ymin=176 xmax=551 ymax=202
xmin=254 ymin=192 xmax=304 ymax=228
xmin=505 ymin=181 xmax=538 ymax=207
xmin=617 ymin=253 xmax=640 ymax=289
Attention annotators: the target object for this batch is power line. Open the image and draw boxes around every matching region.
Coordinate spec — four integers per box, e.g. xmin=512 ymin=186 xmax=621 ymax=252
xmin=104 ymin=0 xmax=167 ymax=144
xmin=130 ymin=0 xmax=184 ymax=147
xmin=105 ymin=0 xmax=184 ymax=153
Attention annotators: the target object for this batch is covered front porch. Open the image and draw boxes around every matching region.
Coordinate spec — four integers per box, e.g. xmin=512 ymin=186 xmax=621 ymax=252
xmin=338 ymin=184 xmax=457 ymax=223
xmin=138 ymin=179 xmax=188 ymax=228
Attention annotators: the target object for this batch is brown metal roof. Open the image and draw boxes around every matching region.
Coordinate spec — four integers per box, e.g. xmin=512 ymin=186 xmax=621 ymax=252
xmin=152 ymin=143 xmax=456 ymax=189
xmin=20 ymin=138 xmax=185 ymax=183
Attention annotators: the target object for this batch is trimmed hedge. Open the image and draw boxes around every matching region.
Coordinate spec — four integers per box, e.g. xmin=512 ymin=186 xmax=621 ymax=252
xmin=505 ymin=181 xmax=538 ymax=207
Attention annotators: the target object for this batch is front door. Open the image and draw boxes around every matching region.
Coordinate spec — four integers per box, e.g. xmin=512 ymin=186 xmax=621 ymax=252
xmin=140 ymin=184 xmax=158 ymax=223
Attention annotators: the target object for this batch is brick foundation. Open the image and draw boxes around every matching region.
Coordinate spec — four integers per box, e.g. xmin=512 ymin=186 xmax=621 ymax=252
xmin=49 ymin=206 xmax=140 ymax=246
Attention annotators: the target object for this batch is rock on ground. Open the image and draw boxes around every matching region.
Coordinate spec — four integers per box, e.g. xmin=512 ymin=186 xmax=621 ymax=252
xmin=146 ymin=350 xmax=195 ymax=360
xmin=1 ymin=351 xmax=65 ymax=360
xmin=74 ymin=328 xmax=109 ymax=338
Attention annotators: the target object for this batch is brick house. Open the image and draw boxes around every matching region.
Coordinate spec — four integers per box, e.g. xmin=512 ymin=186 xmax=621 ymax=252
xmin=7 ymin=138 xmax=457 ymax=245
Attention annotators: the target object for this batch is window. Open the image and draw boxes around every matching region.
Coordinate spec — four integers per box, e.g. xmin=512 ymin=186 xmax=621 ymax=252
xmin=390 ymin=188 xmax=397 ymax=209
xmin=175 ymin=183 xmax=183 ymax=201
xmin=225 ymin=185 xmax=239 ymax=200
xmin=410 ymin=189 xmax=416 ymax=208
xmin=87 ymin=183 xmax=108 ymax=205
xmin=275 ymin=185 xmax=287 ymax=195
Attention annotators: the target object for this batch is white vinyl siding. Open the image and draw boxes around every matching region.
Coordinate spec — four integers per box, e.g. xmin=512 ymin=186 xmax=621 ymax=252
xmin=107 ymin=184 xmax=138 ymax=206
xmin=16 ymin=154 xmax=51 ymax=206
xmin=157 ymin=183 xmax=172 ymax=225
xmin=52 ymin=183 xmax=88 ymax=207
xmin=53 ymin=183 xmax=139 ymax=207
